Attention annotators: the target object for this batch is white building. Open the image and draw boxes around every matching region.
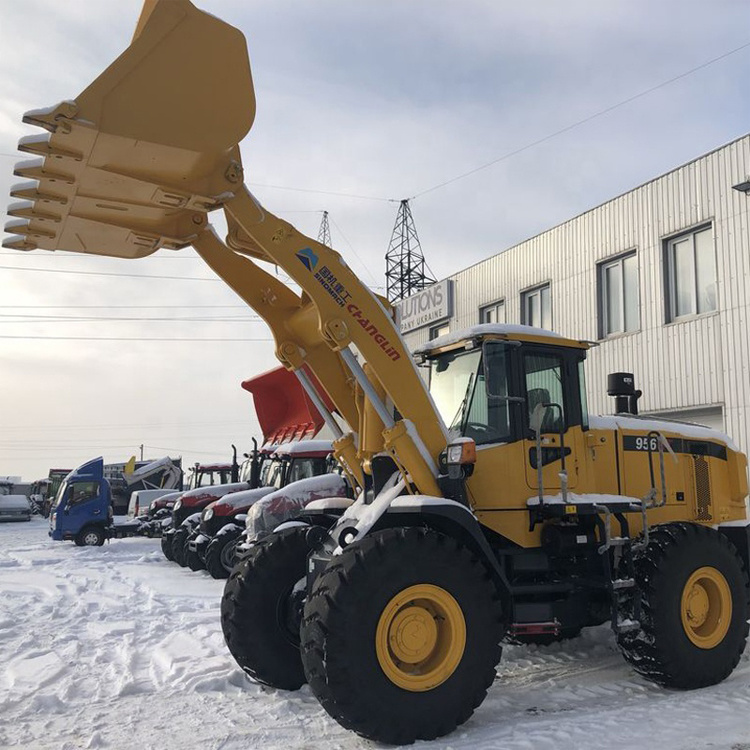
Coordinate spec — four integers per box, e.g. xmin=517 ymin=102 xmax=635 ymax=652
xmin=400 ymin=133 xmax=750 ymax=452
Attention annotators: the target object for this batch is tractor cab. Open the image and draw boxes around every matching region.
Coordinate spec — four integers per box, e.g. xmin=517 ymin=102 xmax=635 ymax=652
xmin=49 ymin=458 xmax=111 ymax=542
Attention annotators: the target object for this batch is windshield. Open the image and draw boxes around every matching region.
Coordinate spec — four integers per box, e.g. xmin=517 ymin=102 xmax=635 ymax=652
xmin=52 ymin=480 xmax=69 ymax=510
xmin=288 ymin=457 xmax=328 ymax=483
xmin=264 ymin=458 xmax=286 ymax=489
xmin=428 ymin=342 xmax=511 ymax=445
xmin=239 ymin=458 xmax=254 ymax=483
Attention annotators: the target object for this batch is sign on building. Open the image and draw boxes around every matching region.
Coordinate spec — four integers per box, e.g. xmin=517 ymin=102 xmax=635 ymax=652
xmin=398 ymin=280 xmax=453 ymax=333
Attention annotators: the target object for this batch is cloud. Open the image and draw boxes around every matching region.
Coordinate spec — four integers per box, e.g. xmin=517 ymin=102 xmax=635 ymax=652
xmin=1 ymin=0 xmax=749 ymax=479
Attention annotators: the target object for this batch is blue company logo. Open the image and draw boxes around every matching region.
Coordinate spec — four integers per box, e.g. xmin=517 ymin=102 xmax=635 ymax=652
xmin=295 ymin=247 xmax=319 ymax=271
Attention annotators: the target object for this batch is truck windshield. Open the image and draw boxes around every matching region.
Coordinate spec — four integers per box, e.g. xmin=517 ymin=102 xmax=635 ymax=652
xmin=52 ymin=480 xmax=69 ymax=510
xmin=428 ymin=342 xmax=511 ymax=445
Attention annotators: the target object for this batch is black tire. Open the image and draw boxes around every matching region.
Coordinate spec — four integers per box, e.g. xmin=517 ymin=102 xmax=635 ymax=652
xmin=619 ymin=523 xmax=749 ymax=689
xmin=186 ymin=538 xmax=206 ymax=572
xmin=206 ymin=526 xmax=243 ymax=580
xmin=172 ymin=527 xmax=191 ymax=567
xmin=75 ymin=526 xmax=105 ymax=547
xmin=221 ymin=527 xmax=310 ymax=690
xmin=161 ymin=531 xmax=175 ymax=561
xmin=301 ymin=527 xmax=504 ymax=745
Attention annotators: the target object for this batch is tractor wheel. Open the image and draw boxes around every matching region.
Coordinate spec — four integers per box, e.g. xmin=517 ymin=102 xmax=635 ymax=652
xmin=160 ymin=530 xmax=175 ymax=561
xmin=75 ymin=526 xmax=105 ymax=547
xmin=206 ymin=526 xmax=243 ymax=580
xmin=171 ymin=527 xmax=191 ymax=568
xmin=301 ymin=527 xmax=504 ymax=745
xmin=221 ymin=527 xmax=309 ymax=689
xmin=619 ymin=523 xmax=749 ymax=689
xmin=186 ymin=539 xmax=206 ymax=572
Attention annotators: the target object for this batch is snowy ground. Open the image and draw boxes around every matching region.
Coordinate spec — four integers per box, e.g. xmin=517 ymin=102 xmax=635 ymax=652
xmin=1 ymin=519 xmax=750 ymax=750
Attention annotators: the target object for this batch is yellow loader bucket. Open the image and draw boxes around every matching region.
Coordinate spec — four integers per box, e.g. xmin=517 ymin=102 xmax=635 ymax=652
xmin=4 ymin=0 xmax=255 ymax=258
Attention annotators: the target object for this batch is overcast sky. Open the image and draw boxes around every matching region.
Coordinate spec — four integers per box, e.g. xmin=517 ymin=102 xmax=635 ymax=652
xmin=2 ymin=0 xmax=750 ymax=481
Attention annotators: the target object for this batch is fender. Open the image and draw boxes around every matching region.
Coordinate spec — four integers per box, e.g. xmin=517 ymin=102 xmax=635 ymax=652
xmin=377 ymin=496 xmax=512 ymax=610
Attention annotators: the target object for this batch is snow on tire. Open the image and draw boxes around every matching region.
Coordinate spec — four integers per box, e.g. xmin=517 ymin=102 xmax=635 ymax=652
xmin=300 ymin=527 xmax=504 ymax=745
xmin=221 ymin=527 xmax=309 ymax=690
xmin=205 ymin=525 xmax=242 ymax=580
xmin=618 ymin=522 xmax=750 ymax=689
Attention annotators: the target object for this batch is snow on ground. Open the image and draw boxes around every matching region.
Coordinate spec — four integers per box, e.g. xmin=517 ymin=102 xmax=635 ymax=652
xmin=1 ymin=519 xmax=750 ymax=750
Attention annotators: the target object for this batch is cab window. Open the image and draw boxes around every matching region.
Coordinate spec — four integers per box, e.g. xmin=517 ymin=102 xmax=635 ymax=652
xmin=524 ymin=352 xmax=565 ymax=433
xmin=287 ymin=457 xmax=328 ymax=483
xmin=68 ymin=481 xmax=99 ymax=505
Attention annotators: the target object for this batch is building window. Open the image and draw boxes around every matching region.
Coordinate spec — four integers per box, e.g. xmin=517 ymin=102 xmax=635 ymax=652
xmin=665 ymin=225 xmax=717 ymax=321
xmin=521 ymin=284 xmax=551 ymax=329
xmin=429 ymin=323 xmax=450 ymax=340
xmin=480 ymin=300 xmax=506 ymax=324
xmin=598 ymin=251 xmax=639 ymax=338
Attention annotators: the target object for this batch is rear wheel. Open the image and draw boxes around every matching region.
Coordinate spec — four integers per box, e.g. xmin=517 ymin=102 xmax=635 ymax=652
xmin=206 ymin=526 xmax=243 ymax=580
xmin=75 ymin=526 xmax=105 ymax=547
xmin=619 ymin=523 xmax=749 ymax=689
xmin=221 ymin=527 xmax=310 ymax=690
xmin=160 ymin=530 xmax=175 ymax=561
xmin=301 ymin=527 xmax=504 ymax=745
xmin=172 ymin=527 xmax=191 ymax=567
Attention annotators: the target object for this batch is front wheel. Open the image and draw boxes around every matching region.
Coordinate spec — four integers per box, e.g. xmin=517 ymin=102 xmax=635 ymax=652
xmin=75 ymin=526 xmax=105 ymax=547
xmin=171 ymin=527 xmax=191 ymax=567
xmin=619 ymin=523 xmax=749 ymax=689
xmin=206 ymin=526 xmax=243 ymax=580
xmin=186 ymin=538 xmax=206 ymax=572
xmin=160 ymin=530 xmax=175 ymax=561
xmin=301 ymin=527 xmax=504 ymax=745
xmin=221 ymin=527 xmax=310 ymax=690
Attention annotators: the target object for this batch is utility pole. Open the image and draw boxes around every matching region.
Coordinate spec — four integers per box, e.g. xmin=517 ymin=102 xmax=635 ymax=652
xmin=139 ymin=444 xmax=144 ymax=461
xmin=317 ymin=210 xmax=332 ymax=247
xmin=385 ymin=199 xmax=436 ymax=303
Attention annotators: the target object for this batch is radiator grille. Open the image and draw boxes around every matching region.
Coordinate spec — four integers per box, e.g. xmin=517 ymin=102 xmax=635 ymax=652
xmin=693 ymin=455 xmax=712 ymax=521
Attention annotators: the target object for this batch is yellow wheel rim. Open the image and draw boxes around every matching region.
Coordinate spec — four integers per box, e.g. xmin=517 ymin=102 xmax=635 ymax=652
xmin=680 ymin=566 xmax=732 ymax=649
xmin=375 ymin=583 xmax=466 ymax=692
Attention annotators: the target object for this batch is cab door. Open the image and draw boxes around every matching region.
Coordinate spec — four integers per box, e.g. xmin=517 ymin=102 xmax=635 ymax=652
xmin=61 ymin=479 xmax=105 ymax=535
xmin=522 ymin=347 xmax=583 ymax=492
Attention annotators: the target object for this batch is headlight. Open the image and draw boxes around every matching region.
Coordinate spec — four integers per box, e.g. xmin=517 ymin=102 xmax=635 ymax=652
xmin=446 ymin=444 xmax=464 ymax=464
xmin=445 ymin=439 xmax=477 ymax=466
xmin=204 ymin=508 xmax=214 ymax=521
xmin=149 ymin=501 xmax=157 ymax=511
xmin=174 ymin=499 xmax=182 ymax=511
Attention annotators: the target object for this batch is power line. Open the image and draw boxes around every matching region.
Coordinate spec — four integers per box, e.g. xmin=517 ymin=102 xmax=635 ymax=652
xmin=247 ymin=181 xmax=393 ymax=203
xmin=0 ymin=335 xmax=274 ymax=341
xmin=0 ymin=305 xmax=247 ymax=309
xmin=0 ymin=265 xmax=220 ymax=282
xmin=410 ymin=39 xmax=750 ymax=199
xmin=0 ymin=313 xmax=263 ymax=322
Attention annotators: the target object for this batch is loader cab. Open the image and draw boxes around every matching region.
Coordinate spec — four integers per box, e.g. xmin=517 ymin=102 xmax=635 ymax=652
xmin=420 ymin=324 xmax=591 ymax=505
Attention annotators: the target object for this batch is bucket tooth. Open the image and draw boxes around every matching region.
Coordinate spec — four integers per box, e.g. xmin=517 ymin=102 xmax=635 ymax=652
xmin=4 ymin=219 xmax=56 ymax=240
xmin=10 ymin=181 xmax=68 ymax=205
xmin=7 ymin=201 xmax=61 ymax=223
xmin=1 ymin=235 xmax=38 ymax=251
xmin=22 ymin=101 xmax=78 ymax=133
xmin=18 ymin=134 xmax=82 ymax=162
xmin=13 ymin=158 xmax=75 ymax=184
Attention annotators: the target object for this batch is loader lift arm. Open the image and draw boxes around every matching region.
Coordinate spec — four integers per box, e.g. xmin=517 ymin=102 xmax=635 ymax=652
xmin=3 ymin=0 xmax=447 ymax=498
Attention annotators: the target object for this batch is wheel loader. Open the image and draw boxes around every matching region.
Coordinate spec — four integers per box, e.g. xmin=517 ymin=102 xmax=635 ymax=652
xmin=4 ymin=1 xmax=749 ymax=744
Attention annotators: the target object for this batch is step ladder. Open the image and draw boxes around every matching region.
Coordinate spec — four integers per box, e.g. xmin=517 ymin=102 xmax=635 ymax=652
xmin=593 ymin=503 xmax=641 ymax=635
